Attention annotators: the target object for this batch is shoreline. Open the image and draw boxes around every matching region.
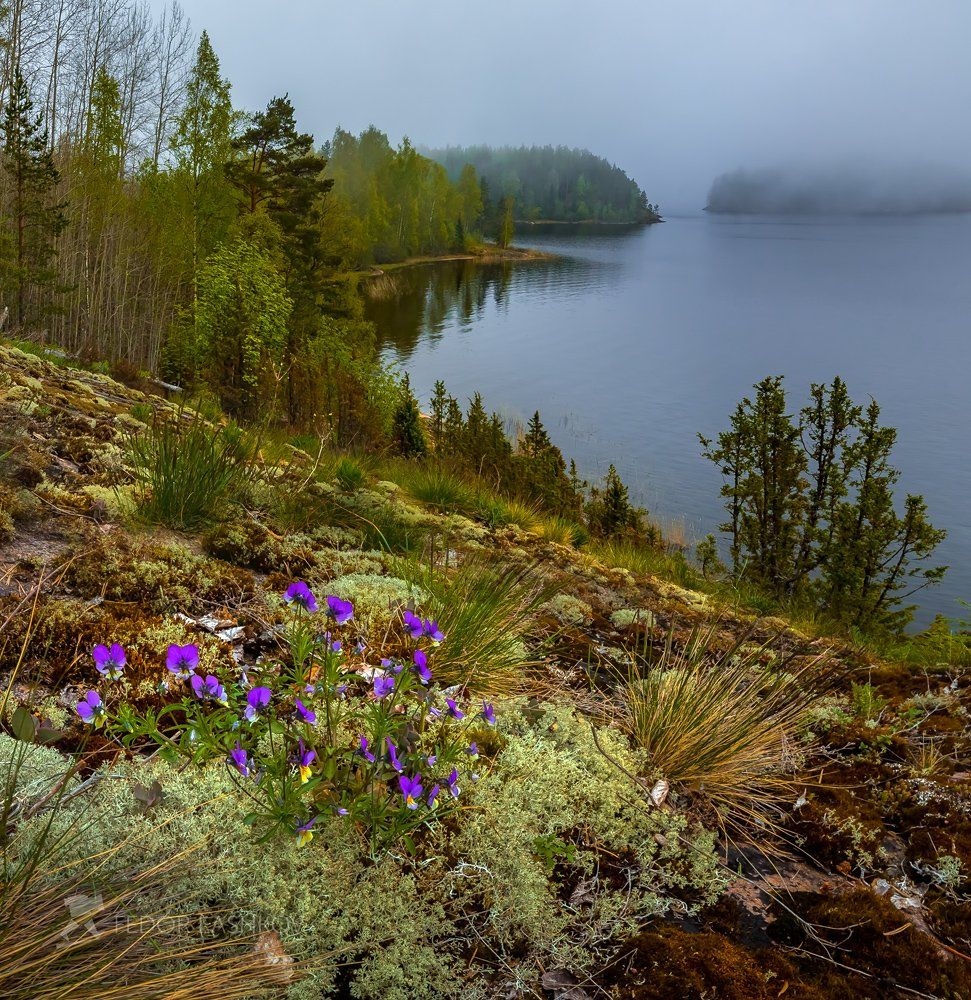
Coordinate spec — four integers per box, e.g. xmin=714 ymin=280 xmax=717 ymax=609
xmin=341 ymin=244 xmax=554 ymax=284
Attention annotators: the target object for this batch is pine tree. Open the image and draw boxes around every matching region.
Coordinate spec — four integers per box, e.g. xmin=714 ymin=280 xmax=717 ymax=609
xmin=0 ymin=71 xmax=67 ymax=330
xmin=586 ymin=464 xmax=638 ymax=537
xmin=392 ymin=375 xmax=427 ymax=458
xmin=497 ymin=195 xmax=515 ymax=249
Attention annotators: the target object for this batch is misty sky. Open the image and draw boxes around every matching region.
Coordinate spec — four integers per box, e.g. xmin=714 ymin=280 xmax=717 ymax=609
xmin=160 ymin=1 xmax=971 ymax=213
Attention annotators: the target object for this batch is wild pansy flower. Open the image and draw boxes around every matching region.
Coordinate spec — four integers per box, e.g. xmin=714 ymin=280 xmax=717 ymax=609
xmin=76 ymin=690 xmax=105 ymax=727
xmin=382 ymin=657 xmax=404 ymax=676
xmin=385 ymin=737 xmax=404 ymax=773
xmin=426 ymin=754 xmax=438 ymax=766
xmin=284 ymin=580 xmax=318 ymax=613
xmin=354 ymin=640 xmax=367 ymax=655
xmin=295 ymin=816 xmax=316 ymax=848
xmin=294 ymin=698 xmax=316 ymax=724
xmin=446 ymin=768 xmax=461 ymax=799
xmin=295 ymin=739 xmax=316 ymax=783
xmin=325 ymin=595 xmax=353 ymax=625
xmin=413 ymin=648 xmax=431 ymax=684
xmin=423 ymin=619 xmax=444 ymax=643
xmin=427 ymin=784 xmax=441 ymax=808
xmin=482 ymin=702 xmax=496 ymax=726
xmin=445 ymin=698 xmax=465 ymax=720
xmin=428 ymin=706 xmax=442 ymax=719
xmin=191 ymin=673 xmax=227 ymax=705
xmin=335 ymin=806 xmax=349 ymax=816
xmin=229 ymin=741 xmax=250 ymax=777
xmin=467 ymin=742 xmax=478 ymax=757
xmin=373 ymin=674 xmax=395 ymax=699
xmin=92 ymin=643 xmax=126 ymax=680
xmin=244 ymin=686 xmax=272 ymax=722
xmin=358 ymin=735 xmax=376 ymax=763
xmin=402 ymin=609 xmax=424 ymax=640
xmin=398 ymin=772 xmax=423 ymax=809
xmin=166 ymin=643 xmax=199 ymax=679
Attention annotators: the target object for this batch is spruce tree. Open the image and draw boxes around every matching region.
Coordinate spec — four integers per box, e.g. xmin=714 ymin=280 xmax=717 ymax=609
xmin=391 ymin=375 xmax=427 ymax=458
xmin=0 ymin=71 xmax=67 ymax=330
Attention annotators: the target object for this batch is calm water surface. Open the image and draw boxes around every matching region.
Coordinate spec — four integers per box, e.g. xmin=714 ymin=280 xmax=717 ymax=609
xmin=367 ymin=215 xmax=971 ymax=627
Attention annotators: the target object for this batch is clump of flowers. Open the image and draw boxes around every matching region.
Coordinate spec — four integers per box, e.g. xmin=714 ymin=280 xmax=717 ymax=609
xmin=81 ymin=586 xmax=491 ymax=855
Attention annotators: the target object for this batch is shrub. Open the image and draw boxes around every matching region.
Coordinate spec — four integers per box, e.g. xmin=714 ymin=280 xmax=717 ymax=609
xmin=127 ymin=415 xmax=257 ymax=531
xmin=610 ymin=625 xmax=833 ymax=837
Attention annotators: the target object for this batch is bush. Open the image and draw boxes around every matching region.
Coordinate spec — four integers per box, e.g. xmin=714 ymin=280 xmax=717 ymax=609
xmin=127 ymin=415 xmax=257 ymax=531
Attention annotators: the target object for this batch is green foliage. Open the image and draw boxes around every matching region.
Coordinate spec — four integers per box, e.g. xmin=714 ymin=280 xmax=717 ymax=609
xmin=196 ymin=235 xmax=292 ymax=416
xmin=127 ymin=414 xmax=258 ymax=530
xmin=401 ymin=554 xmax=558 ymax=694
xmin=399 ymin=466 xmax=476 ymax=515
xmin=585 ymin=463 xmax=643 ymax=538
xmin=427 ymin=144 xmax=659 ymax=224
xmin=333 ymin=456 xmax=366 ymax=491
xmin=391 ymin=377 xmax=427 ymax=458
xmin=850 ymin=682 xmax=889 ymax=722
xmin=700 ymin=376 xmax=946 ymax=633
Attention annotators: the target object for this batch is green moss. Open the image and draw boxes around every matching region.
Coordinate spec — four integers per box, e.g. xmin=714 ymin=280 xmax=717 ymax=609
xmin=544 ymin=593 xmax=593 ymax=626
xmin=318 ymin=572 xmax=426 ymax=632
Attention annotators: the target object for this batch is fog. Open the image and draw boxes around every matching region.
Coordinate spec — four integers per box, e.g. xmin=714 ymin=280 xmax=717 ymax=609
xmin=157 ymin=1 xmax=971 ymax=214
xmin=707 ymin=164 xmax=971 ymax=215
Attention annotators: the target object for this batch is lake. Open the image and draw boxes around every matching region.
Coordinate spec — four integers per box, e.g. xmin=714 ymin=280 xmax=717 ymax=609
xmin=366 ymin=215 xmax=971 ymax=628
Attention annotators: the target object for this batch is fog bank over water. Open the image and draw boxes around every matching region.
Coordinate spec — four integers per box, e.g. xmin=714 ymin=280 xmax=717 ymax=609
xmin=706 ymin=165 xmax=971 ymax=215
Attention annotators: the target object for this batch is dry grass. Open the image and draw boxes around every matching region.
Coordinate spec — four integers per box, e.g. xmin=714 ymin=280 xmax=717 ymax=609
xmin=609 ymin=624 xmax=834 ymax=840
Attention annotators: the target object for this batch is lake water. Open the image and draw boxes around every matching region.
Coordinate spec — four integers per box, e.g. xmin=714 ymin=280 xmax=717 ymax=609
xmin=367 ymin=215 xmax=971 ymax=628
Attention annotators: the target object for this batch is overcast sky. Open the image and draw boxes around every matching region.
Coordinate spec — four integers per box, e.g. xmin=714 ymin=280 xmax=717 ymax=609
xmin=160 ymin=1 xmax=971 ymax=213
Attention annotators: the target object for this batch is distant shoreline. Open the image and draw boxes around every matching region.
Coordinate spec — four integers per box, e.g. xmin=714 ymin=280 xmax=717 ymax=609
xmin=341 ymin=244 xmax=555 ymax=284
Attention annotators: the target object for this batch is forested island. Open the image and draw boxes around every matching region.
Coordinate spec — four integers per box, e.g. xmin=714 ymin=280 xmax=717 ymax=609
xmin=425 ymin=144 xmax=661 ymax=224
xmin=707 ymin=164 xmax=971 ymax=215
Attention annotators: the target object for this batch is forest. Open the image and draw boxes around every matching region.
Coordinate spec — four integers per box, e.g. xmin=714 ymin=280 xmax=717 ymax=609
xmin=425 ymin=143 xmax=661 ymax=223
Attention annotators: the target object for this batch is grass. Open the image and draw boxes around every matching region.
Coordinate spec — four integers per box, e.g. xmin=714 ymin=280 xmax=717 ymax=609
xmin=592 ymin=538 xmax=700 ymax=589
xmin=127 ymin=415 xmax=258 ymax=532
xmin=477 ymin=495 xmax=542 ymax=532
xmin=400 ymin=553 xmax=560 ymax=695
xmin=609 ymin=624 xmax=835 ymax=840
xmin=396 ymin=466 xmax=477 ymax=516
xmin=536 ymin=515 xmax=587 ymax=547
xmin=332 ymin=456 xmax=366 ymax=492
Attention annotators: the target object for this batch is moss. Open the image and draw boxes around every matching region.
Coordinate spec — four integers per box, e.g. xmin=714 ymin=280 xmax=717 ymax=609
xmin=610 ymin=607 xmax=656 ymax=630
xmin=319 ymin=572 xmax=426 ymax=632
xmin=544 ymin=593 xmax=593 ymax=627
xmin=0 ymin=732 xmax=77 ymax=801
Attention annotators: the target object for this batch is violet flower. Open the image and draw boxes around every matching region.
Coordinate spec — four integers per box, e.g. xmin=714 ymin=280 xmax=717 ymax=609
xmin=445 ymin=698 xmax=465 ymax=720
xmin=191 ymin=673 xmax=227 ymax=705
xmin=229 ymin=741 xmax=250 ymax=777
xmin=92 ymin=643 xmax=126 ymax=680
xmin=295 ymin=739 xmax=316 ymax=783
xmin=76 ymin=690 xmax=105 ymax=727
xmin=398 ymin=772 xmax=423 ymax=809
xmin=382 ymin=657 xmax=403 ymax=675
xmin=295 ymin=816 xmax=316 ymax=848
xmin=482 ymin=702 xmax=496 ymax=726
xmin=335 ymin=806 xmax=349 ymax=816
xmin=284 ymin=580 xmax=318 ymax=613
xmin=244 ymin=686 xmax=272 ymax=722
xmin=358 ymin=735 xmax=376 ymax=763
xmin=413 ymin=648 xmax=432 ymax=684
xmin=446 ymin=768 xmax=461 ymax=799
xmin=385 ymin=737 xmax=404 ymax=773
xmin=402 ymin=609 xmax=424 ymax=640
xmin=467 ymin=742 xmax=478 ymax=756
xmin=427 ymin=784 xmax=441 ymax=808
xmin=423 ymin=619 xmax=444 ymax=643
xmin=373 ymin=674 xmax=395 ymax=699
xmin=166 ymin=643 xmax=199 ymax=679
xmin=294 ymin=698 xmax=316 ymax=724
xmin=325 ymin=595 xmax=354 ymax=625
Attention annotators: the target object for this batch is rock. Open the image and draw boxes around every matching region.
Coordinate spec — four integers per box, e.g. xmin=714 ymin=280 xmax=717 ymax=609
xmin=253 ymin=931 xmax=295 ymax=984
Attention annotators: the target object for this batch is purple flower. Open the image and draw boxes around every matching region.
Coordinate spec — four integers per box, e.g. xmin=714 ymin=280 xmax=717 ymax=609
xmin=428 ymin=706 xmax=442 ymax=719
xmin=413 ymin=649 xmax=432 ymax=684
xmin=482 ymin=702 xmax=496 ymax=726
xmin=295 ymin=739 xmax=316 ymax=783
xmin=295 ymin=816 xmax=316 ymax=848
xmin=402 ymin=610 xmax=424 ymax=639
xmin=191 ymin=673 xmax=227 ymax=704
xmin=385 ymin=738 xmax=404 ymax=773
xmin=382 ymin=657 xmax=404 ymax=675
xmin=166 ymin=643 xmax=199 ymax=679
xmin=445 ymin=698 xmax=465 ymax=720
xmin=92 ymin=643 xmax=126 ymax=680
xmin=423 ymin=619 xmax=444 ymax=643
xmin=294 ymin=698 xmax=316 ymax=724
xmin=354 ymin=640 xmax=367 ymax=655
xmin=229 ymin=741 xmax=250 ymax=777
xmin=398 ymin=772 xmax=423 ymax=809
xmin=446 ymin=768 xmax=461 ymax=799
xmin=76 ymin=690 xmax=105 ymax=727
xmin=426 ymin=754 xmax=438 ymax=767
xmin=358 ymin=735 xmax=376 ymax=763
xmin=467 ymin=742 xmax=478 ymax=757
xmin=335 ymin=806 xmax=349 ymax=816
xmin=427 ymin=784 xmax=441 ymax=808
xmin=325 ymin=595 xmax=354 ymax=625
xmin=284 ymin=580 xmax=318 ymax=613
xmin=373 ymin=674 xmax=395 ymax=699
xmin=244 ymin=686 xmax=272 ymax=722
